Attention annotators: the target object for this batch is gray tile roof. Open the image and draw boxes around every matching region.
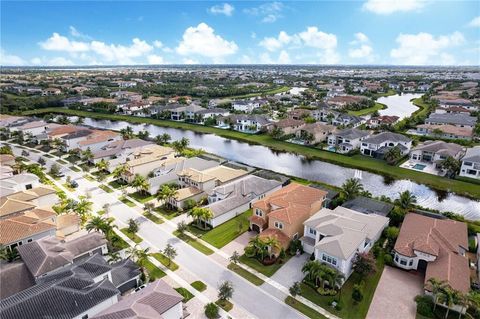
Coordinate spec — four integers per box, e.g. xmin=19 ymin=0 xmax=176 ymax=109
xmin=93 ymin=280 xmax=183 ymax=319
xmin=111 ymin=259 xmax=141 ymax=287
xmin=341 ymin=196 xmax=394 ymax=217
xmin=463 ymin=146 xmax=480 ymax=163
xmin=334 ymin=128 xmax=370 ymax=139
xmin=413 ymin=140 xmax=464 ymax=158
xmin=0 ymin=261 xmax=35 ymax=299
xmin=426 ymin=113 xmax=477 ymax=126
xmin=363 ymin=131 xmax=411 ymax=144
xmin=0 ymin=257 xmax=119 ymax=319
xmin=17 ymin=232 xmax=107 ymax=277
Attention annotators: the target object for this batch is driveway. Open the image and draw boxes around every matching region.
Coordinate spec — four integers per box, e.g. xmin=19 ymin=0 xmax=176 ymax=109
xmin=221 ymin=230 xmax=255 ymax=256
xmin=367 ymin=266 xmax=424 ymax=319
xmin=269 ymin=253 xmax=309 ymax=289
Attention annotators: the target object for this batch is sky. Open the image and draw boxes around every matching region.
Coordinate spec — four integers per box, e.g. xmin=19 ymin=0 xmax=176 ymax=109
xmin=1 ymin=0 xmax=479 ymax=66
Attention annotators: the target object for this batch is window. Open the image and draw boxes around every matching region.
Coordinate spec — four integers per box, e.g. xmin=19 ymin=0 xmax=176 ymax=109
xmin=464 ymin=162 xmax=472 ymax=166
xmin=309 ymin=228 xmax=317 ymax=236
xmin=395 ymin=255 xmax=399 ymax=262
xmin=25 ymin=184 xmax=32 ymax=190
xmin=409 ymin=260 xmax=413 ymax=266
xmin=274 ymin=221 xmax=283 ymax=229
xmin=400 ymin=259 xmax=407 ymax=266
xmin=27 ymin=239 xmax=32 ymax=243
xmin=322 ymin=254 xmax=337 ymax=266
xmin=255 ymin=209 xmax=262 ymax=217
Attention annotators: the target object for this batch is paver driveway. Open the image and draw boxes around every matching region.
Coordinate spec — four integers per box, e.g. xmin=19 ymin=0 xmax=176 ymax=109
xmin=367 ymin=266 xmax=424 ymax=319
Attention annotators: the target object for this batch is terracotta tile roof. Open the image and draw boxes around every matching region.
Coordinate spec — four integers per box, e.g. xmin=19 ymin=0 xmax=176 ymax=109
xmin=0 ymin=154 xmax=15 ymax=164
xmin=394 ymin=213 xmax=469 ymax=293
xmin=250 ymin=215 xmax=267 ymax=227
xmin=417 ymin=124 xmax=473 ymax=137
xmin=252 ymin=183 xmax=326 ymax=225
xmin=0 ymin=213 xmax=56 ymax=245
xmin=0 ymin=198 xmax=36 ymax=217
xmin=77 ymin=130 xmax=120 ymax=146
xmin=259 ymin=228 xmax=291 ymax=250
xmin=47 ymin=125 xmax=80 ymax=137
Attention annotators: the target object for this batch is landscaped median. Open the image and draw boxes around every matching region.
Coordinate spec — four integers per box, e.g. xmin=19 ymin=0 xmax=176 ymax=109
xmin=227 ymin=263 xmax=264 ymax=286
xmin=285 ymin=296 xmax=328 ymax=319
xmin=23 ymin=107 xmax=480 ymax=200
xmin=152 ymin=252 xmax=179 ymax=271
xmin=120 ymin=227 xmax=143 ymax=244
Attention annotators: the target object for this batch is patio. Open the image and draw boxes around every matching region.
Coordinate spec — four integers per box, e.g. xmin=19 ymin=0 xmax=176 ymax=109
xmin=400 ymin=159 xmax=445 ymax=176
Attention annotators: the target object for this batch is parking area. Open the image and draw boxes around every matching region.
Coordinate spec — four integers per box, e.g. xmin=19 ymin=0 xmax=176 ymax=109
xmin=367 ymin=266 xmax=424 ymax=319
xmin=221 ymin=231 xmax=254 ymax=256
xmin=268 ymin=253 xmax=309 ymax=289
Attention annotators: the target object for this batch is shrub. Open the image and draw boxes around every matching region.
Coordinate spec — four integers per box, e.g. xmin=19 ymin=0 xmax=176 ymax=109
xmin=244 ymin=246 xmax=255 ymax=258
xmin=309 ymin=253 xmax=315 ymax=261
xmin=204 ymin=302 xmax=219 ymax=319
xmin=317 ymin=287 xmax=337 ymax=296
xmin=414 ymin=295 xmax=434 ymax=318
xmin=352 ymin=284 xmax=364 ymax=302
xmin=384 ymin=254 xmax=393 ymax=266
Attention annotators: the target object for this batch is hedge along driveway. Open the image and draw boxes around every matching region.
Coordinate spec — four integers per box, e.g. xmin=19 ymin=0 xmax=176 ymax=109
xmin=23 ymin=108 xmax=480 ymax=200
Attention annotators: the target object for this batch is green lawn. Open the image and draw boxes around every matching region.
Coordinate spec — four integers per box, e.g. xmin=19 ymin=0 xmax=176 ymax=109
xmin=144 ymin=260 xmax=166 ymax=280
xmin=285 ymin=296 xmax=328 ymax=319
xmin=347 ymin=102 xmax=387 ymax=116
xmin=227 ymin=263 xmax=265 ymax=286
xmin=83 ymin=174 xmax=95 ymax=182
xmin=173 ymin=231 xmax=214 ymax=255
xmin=143 ymin=211 xmax=164 ymax=224
xmin=119 ymin=196 xmax=136 ymax=207
xmin=69 ymin=165 xmax=81 ymax=172
xmin=239 ymin=254 xmax=292 ymax=277
xmin=97 ymin=210 xmax=106 ymax=215
xmin=190 ymin=281 xmax=207 ymax=292
xmin=195 ymin=209 xmax=252 ymax=248
xmin=24 ymin=107 xmax=480 ymax=199
xmin=43 ymin=153 xmax=54 ymax=158
xmin=109 ymin=233 xmax=129 ymax=251
xmin=65 ymin=155 xmax=81 ymax=164
xmin=56 ymin=159 xmax=68 ymax=165
xmin=108 ymin=179 xmax=126 ymax=189
xmin=175 ymin=287 xmax=195 ymax=302
xmin=299 ymin=254 xmax=385 ymax=319
xmin=152 ymin=252 xmax=179 ymax=271
xmin=129 ymin=191 xmax=155 ymax=203
xmin=216 ymin=299 xmax=233 ymax=312
xmin=62 ymin=183 xmax=76 ymax=192
xmin=120 ymin=228 xmax=143 ymax=244
xmin=99 ymin=184 xmax=114 ymax=193
xmin=155 ymin=207 xmax=181 ymax=220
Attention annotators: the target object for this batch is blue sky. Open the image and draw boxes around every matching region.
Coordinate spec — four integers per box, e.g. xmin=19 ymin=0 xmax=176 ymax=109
xmin=1 ymin=1 xmax=479 ymax=66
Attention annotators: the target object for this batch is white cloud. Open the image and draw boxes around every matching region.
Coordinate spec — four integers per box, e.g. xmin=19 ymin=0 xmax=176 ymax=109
xmin=48 ymin=57 xmax=74 ymax=66
xmin=244 ymin=2 xmax=284 ymax=23
xmin=183 ymin=58 xmax=199 ymax=64
xmin=208 ymin=3 xmax=234 ymax=16
xmin=90 ymin=38 xmax=153 ymax=64
xmin=153 ymin=40 xmax=163 ymax=48
xmin=259 ymin=31 xmax=295 ymax=51
xmin=259 ymin=50 xmax=291 ymax=64
xmin=0 ymin=49 xmax=26 ymax=66
xmin=349 ymin=45 xmax=374 ymax=59
xmin=40 ymin=33 xmax=90 ymax=52
xmin=147 ymin=54 xmax=164 ymax=64
xmin=468 ymin=16 xmax=480 ymax=27
xmin=176 ymin=23 xmax=238 ymax=60
xmin=318 ymin=50 xmax=341 ymax=65
xmin=350 ymin=32 xmax=369 ymax=45
xmin=69 ymin=26 xmax=91 ymax=40
xmin=278 ymin=50 xmax=291 ymax=64
xmin=30 ymin=57 xmax=43 ymax=65
xmin=363 ymin=0 xmax=429 ymax=15
xmin=298 ymin=27 xmax=337 ymax=50
xmin=390 ymin=31 xmax=465 ymax=65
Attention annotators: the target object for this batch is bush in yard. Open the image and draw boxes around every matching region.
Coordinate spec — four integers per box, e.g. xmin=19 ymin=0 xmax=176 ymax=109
xmin=204 ymin=302 xmax=219 ymax=319
xmin=383 ymin=254 xmax=393 ymax=266
xmin=352 ymin=283 xmax=364 ymax=302
xmin=288 ymin=239 xmax=303 ymax=255
xmin=414 ymin=295 xmax=434 ymax=318
xmin=317 ymin=287 xmax=337 ymax=296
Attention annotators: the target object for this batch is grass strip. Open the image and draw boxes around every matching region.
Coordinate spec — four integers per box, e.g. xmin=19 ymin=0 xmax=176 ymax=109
xmin=143 ymin=211 xmax=164 ymax=224
xmin=227 ymin=263 xmax=264 ymax=286
xmin=215 ymin=299 xmax=233 ymax=312
xmin=175 ymin=287 xmax=195 ymax=302
xmin=152 ymin=252 xmax=179 ymax=271
xmin=173 ymin=230 xmax=214 ymax=255
xmin=190 ymin=281 xmax=207 ymax=292
xmin=98 ymin=184 xmax=114 ymax=193
xmin=285 ymin=296 xmax=328 ymax=319
xmin=120 ymin=228 xmax=143 ymax=244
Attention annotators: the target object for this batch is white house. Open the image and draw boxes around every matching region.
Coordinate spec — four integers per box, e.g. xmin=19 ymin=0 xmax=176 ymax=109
xmin=360 ymin=132 xmax=412 ymax=158
xmin=301 ymin=206 xmax=389 ymax=282
xmin=232 ymin=100 xmax=260 ymax=112
xmin=0 ymin=173 xmax=41 ymax=195
xmin=327 ymin=128 xmax=371 ymax=154
xmin=459 ymin=146 xmax=480 ymax=180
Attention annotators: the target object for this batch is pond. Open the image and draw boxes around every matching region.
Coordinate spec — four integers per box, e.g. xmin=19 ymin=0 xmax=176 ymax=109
xmin=76 ymin=117 xmax=480 ymax=219
xmin=378 ymin=93 xmax=422 ymax=120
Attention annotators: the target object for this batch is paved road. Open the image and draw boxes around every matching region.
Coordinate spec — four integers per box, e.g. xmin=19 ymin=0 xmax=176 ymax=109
xmin=10 ymin=145 xmax=305 ymax=319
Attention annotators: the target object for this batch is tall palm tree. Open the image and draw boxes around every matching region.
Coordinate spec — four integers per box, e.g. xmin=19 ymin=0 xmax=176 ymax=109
xmin=120 ymin=126 xmax=134 ymax=139
xmin=82 ymin=148 xmax=94 ymax=162
xmin=156 ymin=185 xmax=178 ymax=208
xmin=427 ymin=278 xmax=446 ymax=311
xmin=128 ymin=245 xmax=151 ymax=280
xmin=384 ymin=146 xmax=402 ymax=165
xmin=395 ymin=190 xmax=417 ymax=210
xmin=85 ymin=216 xmax=107 ymax=233
xmin=95 ymin=158 xmax=110 ymax=172
xmin=188 ymin=207 xmax=213 ymax=229
xmin=113 ymin=164 xmax=129 ymax=182
xmin=263 ymin=236 xmax=281 ymax=257
xmin=131 ymin=174 xmax=149 ymax=195
xmin=302 ymin=261 xmax=322 ymax=286
xmin=341 ymin=178 xmax=364 ymax=200
xmin=74 ymin=196 xmax=93 ymax=225
xmin=439 ymin=285 xmax=458 ymax=319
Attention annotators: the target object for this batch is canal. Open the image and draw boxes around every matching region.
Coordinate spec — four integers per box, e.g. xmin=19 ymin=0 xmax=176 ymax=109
xmin=75 ymin=116 xmax=480 ymax=220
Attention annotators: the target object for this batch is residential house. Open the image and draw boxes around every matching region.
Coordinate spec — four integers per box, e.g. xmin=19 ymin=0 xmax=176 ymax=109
xmin=204 ymin=175 xmax=282 ymax=228
xmin=438 ymin=98 xmax=477 ymax=111
xmin=301 ymin=206 xmax=389 ymax=281
xmin=270 ymin=119 xmax=306 ymax=135
xmin=341 ymin=196 xmax=394 ymax=217
xmin=434 ymin=106 xmax=472 ymax=115
xmin=0 ymin=173 xmax=41 ymax=196
xmin=410 ymin=140 xmax=465 ymax=167
xmin=17 ymin=232 xmax=108 ymax=279
xmin=41 ymin=88 xmax=61 ymax=96
xmin=327 ymin=128 xmax=371 ymax=154
xmin=425 ymin=113 xmax=477 ymax=129
xmin=459 ymin=146 xmax=480 ymax=180
xmin=331 ymin=113 xmax=362 ymax=127
xmin=9 ymin=120 xmax=49 ymax=137
xmin=171 ymin=165 xmax=248 ymax=210
xmin=218 ymin=114 xmax=271 ymax=133
xmin=120 ymin=145 xmax=175 ymax=183
xmin=360 ymin=132 xmax=412 ymax=158
xmin=91 ymin=138 xmax=154 ymax=164
xmin=416 ymin=124 xmax=473 ymax=141
xmin=295 ymin=122 xmax=335 ymax=145
xmin=326 ymin=95 xmax=367 ymax=109
xmin=169 ymin=104 xmax=187 ymax=121
xmin=232 ymin=100 xmax=260 ymax=112
xmin=366 ymin=115 xmax=399 ymax=129
xmin=393 ymin=213 xmax=469 ymax=296
xmin=195 ymin=108 xmax=230 ymax=123
xmin=249 ymin=183 xmax=327 ymax=253
xmin=184 ymin=104 xmax=206 ymax=122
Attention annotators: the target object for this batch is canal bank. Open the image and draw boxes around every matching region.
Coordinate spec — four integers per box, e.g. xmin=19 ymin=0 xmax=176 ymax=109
xmin=23 ymin=107 xmax=480 ymax=202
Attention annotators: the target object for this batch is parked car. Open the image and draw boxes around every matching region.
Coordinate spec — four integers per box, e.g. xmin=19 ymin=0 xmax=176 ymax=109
xmin=70 ymin=180 xmax=79 ymax=188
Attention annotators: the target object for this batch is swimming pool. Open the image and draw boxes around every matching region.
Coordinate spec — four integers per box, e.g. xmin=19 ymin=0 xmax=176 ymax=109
xmin=413 ymin=163 xmax=427 ymax=171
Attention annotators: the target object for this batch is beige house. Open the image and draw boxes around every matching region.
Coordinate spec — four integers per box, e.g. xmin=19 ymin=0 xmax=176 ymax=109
xmin=296 ymin=122 xmax=335 ymax=145
xmin=249 ymin=183 xmax=327 ymax=252
xmin=120 ymin=145 xmax=175 ymax=183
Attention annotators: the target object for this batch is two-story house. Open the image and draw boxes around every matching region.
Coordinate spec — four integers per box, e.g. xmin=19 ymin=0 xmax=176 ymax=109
xmin=360 ymin=132 xmax=412 ymax=158
xmin=327 ymin=128 xmax=371 ymax=154
xmin=410 ymin=140 xmax=465 ymax=167
xmin=425 ymin=113 xmax=477 ymax=129
xmin=249 ymin=183 xmax=327 ymax=254
xmin=459 ymin=146 xmax=480 ymax=180
xmin=301 ymin=206 xmax=389 ymax=282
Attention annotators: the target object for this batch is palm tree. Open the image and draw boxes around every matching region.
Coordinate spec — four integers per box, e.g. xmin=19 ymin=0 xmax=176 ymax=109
xmin=131 ymin=174 xmax=149 ymax=195
xmin=163 ymin=243 xmax=177 ymax=266
xmin=439 ymin=285 xmax=458 ymax=319
xmin=113 ymin=164 xmax=129 ymax=182
xmin=466 ymin=292 xmax=480 ymax=318
xmin=128 ymin=245 xmax=151 ymax=279
xmin=170 ymin=140 xmax=183 ymax=155
xmin=395 ymin=190 xmax=417 ymax=210
xmin=74 ymin=196 xmax=93 ymax=225
xmin=439 ymin=156 xmax=461 ymax=178
xmin=188 ymin=207 xmax=213 ymax=229
xmin=341 ymin=178 xmax=364 ymax=200
xmin=289 ymin=282 xmax=302 ymax=303
xmin=107 ymin=251 xmax=122 ymax=264
xmin=156 ymin=185 xmax=178 ymax=208
xmin=302 ymin=260 xmax=322 ymax=286
xmin=120 ymin=126 xmax=134 ymax=139
xmin=85 ymin=216 xmax=107 ymax=233
xmin=155 ymin=133 xmax=171 ymax=145
xmin=82 ymin=148 xmax=94 ymax=162
xmin=179 ymin=137 xmax=190 ymax=150
xmin=95 ymin=158 xmax=110 ymax=172
xmin=246 ymin=235 xmax=268 ymax=260
xmin=384 ymin=146 xmax=402 ymax=165
xmin=263 ymin=236 xmax=281 ymax=257
xmin=427 ymin=278 xmax=446 ymax=312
